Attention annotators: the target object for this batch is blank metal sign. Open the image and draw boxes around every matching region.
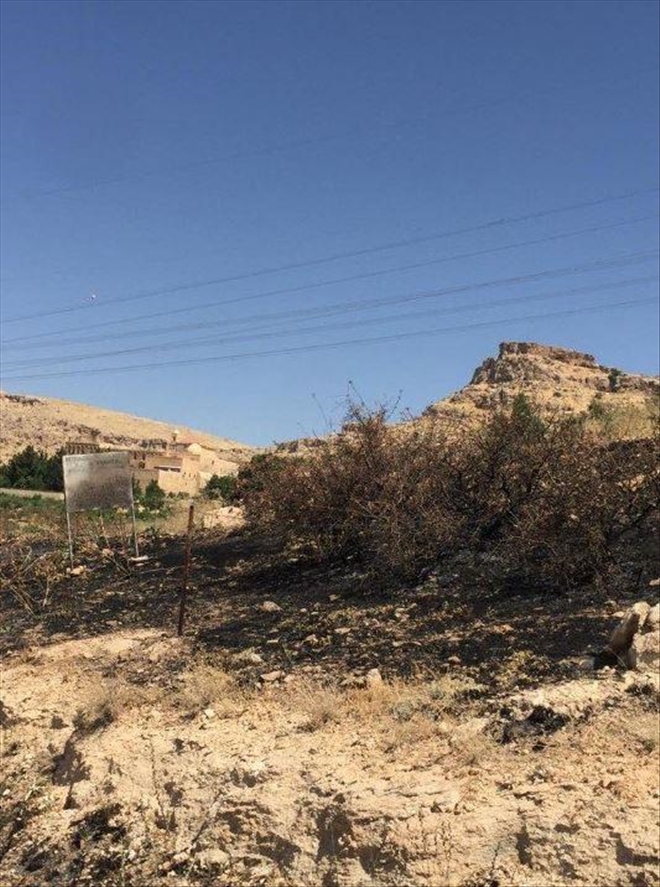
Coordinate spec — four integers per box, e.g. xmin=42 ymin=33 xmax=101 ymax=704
xmin=63 ymin=451 xmax=133 ymax=512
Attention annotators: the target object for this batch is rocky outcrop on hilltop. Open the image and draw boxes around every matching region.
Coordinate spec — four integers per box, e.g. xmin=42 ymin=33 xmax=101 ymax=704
xmin=470 ymin=342 xmax=598 ymax=385
xmin=423 ymin=341 xmax=659 ymax=428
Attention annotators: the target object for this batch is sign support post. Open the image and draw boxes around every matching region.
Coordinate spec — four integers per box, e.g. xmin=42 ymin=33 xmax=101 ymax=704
xmin=130 ymin=496 xmax=140 ymax=558
xmin=62 ymin=452 xmax=136 ymax=564
xmin=65 ymin=509 xmax=75 ymax=569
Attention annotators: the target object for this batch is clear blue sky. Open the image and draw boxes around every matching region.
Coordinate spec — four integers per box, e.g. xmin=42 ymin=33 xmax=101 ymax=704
xmin=1 ymin=0 xmax=658 ymax=446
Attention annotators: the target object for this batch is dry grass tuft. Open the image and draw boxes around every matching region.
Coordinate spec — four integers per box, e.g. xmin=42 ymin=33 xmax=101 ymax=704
xmin=73 ymin=689 xmax=118 ymax=734
xmin=175 ymin=662 xmax=245 ymax=718
xmin=289 ymin=673 xmax=483 ymax=748
xmin=72 ymin=681 xmax=165 ymax=733
xmin=450 ymin=725 xmax=499 ymax=769
xmin=295 ymin=684 xmax=344 ymax=732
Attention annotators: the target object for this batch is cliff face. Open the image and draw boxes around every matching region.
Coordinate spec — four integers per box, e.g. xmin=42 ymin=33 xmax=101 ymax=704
xmin=470 ymin=343 xmax=598 ymax=385
xmin=424 ymin=341 xmax=659 ymax=427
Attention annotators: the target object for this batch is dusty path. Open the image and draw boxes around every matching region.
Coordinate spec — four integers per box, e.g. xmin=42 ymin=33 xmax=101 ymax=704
xmin=1 ymin=627 xmax=658 ymax=887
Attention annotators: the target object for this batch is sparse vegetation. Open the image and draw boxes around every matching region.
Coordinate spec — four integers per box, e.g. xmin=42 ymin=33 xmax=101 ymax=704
xmin=586 ymin=392 xmax=660 ymax=440
xmin=175 ymin=661 xmax=244 ymax=718
xmin=244 ymin=398 xmax=659 ymax=589
xmin=203 ymin=473 xmax=238 ymax=502
xmin=1 ymin=539 xmax=69 ymax=613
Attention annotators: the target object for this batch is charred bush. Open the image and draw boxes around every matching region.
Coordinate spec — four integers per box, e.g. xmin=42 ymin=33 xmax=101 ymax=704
xmin=242 ymin=399 xmax=659 ymax=589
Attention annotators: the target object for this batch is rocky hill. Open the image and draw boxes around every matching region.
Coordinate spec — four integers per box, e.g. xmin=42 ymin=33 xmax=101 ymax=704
xmin=277 ymin=342 xmax=659 ymax=455
xmin=2 ymin=343 xmax=657 ymax=464
xmin=423 ymin=341 xmax=659 ymax=432
xmin=0 ymin=391 xmax=256 ymax=464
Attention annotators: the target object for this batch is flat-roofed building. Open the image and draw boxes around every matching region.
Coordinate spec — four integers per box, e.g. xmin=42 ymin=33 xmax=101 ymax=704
xmin=129 ymin=438 xmax=239 ymax=496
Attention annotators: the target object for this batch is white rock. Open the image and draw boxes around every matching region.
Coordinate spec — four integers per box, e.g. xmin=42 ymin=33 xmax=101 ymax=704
xmin=260 ymin=670 xmax=284 ymax=682
xmin=629 ymin=632 xmax=660 ymax=673
xmin=366 ymin=668 xmax=383 ymax=689
xmin=607 ymin=602 xmax=651 ymax=655
xmin=67 ymin=565 xmax=86 ymax=577
xmin=645 ymin=603 xmax=660 ymax=631
xmin=259 ymin=601 xmax=282 ymax=613
xmin=198 ymin=849 xmax=229 ymax=869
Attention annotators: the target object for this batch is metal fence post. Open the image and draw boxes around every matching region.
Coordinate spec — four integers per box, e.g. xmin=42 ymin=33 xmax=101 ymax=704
xmin=177 ymin=501 xmax=195 ymax=637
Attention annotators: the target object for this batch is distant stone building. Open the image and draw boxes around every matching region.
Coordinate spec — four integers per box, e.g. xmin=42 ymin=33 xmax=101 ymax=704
xmin=65 ymin=431 xmax=239 ymax=496
xmin=65 ymin=430 xmax=102 ymax=455
xmin=129 ymin=437 xmax=239 ymax=496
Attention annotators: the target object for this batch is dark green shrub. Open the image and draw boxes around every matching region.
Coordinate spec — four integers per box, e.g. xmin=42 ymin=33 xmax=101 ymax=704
xmin=203 ymin=474 xmax=238 ymax=502
xmin=236 ymin=453 xmax=287 ymax=500
xmin=142 ymin=480 xmax=166 ymax=512
xmin=0 ymin=446 xmax=64 ymax=491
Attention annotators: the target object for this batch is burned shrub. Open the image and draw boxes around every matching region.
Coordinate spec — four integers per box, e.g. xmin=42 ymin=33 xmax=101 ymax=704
xmin=243 ymin=399 xmax=659 ymax=588
xmin=501 ymin=432 xmax=659 ymax=588
xmin=243 ymin=407 xmax=461 ymax=576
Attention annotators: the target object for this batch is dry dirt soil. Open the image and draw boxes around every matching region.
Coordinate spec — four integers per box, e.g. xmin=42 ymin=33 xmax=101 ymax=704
xmin=1 ymin=519 xmax=659 ymax=887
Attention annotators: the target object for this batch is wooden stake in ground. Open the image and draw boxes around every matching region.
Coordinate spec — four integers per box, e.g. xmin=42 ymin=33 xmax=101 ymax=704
xmin=177 ymin=502 xmax=195 ymax=637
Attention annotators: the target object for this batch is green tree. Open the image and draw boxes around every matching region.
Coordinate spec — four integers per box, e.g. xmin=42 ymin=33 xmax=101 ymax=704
xmin=142 ymin=479 xmax=166 ymax=511
xmin=203 ymin=474 xmax=238 ymax=502
xmin=510 ymin=393 xmax=546 ymax=436
xmin=0 ymin=446 xmax=64 ymax=491
xmin=44 ymin=448 xmax=65 ymax=491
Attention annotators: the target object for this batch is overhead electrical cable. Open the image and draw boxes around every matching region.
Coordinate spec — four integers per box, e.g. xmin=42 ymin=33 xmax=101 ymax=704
xmin=2 ymin=186 xmax=657 ymax=326
xmin=3 ymin=275 xmax=656 ymax=372
xmin=3 ymin=64 xmax=656 ymax=204
xmin=2 ymin=211 xmax=656 ymax=352
xmin=2 ymin=298 xmax=655 ymax=383
xmin=2 ymin=250 xmax=657 ymax=365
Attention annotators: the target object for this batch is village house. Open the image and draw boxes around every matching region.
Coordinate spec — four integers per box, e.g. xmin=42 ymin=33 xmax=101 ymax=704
xmin=67 ymin=431 xmax=239 ymax=496
xmin=130 ymin=434 xmax=239 ymax=496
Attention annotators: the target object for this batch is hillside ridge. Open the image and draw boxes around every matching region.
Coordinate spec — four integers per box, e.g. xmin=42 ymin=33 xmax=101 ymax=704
xmin=424 ymin=340 xmax=659 ymax=427
xmin=0 ymin=390 xmax=256 ymax=464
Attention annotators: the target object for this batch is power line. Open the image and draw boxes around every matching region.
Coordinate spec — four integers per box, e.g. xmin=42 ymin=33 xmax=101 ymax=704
xmin=2 ymin=249 xmax=657 ymax=370
xmin=2 ymin=297 xmax=655 ymax=383
xmin=3 ymin=212 xmax=656 ymax=352
xmin=3 ymin=275 xmax=656 ymax=372
xmin=2 ymin=186 xmax=658 ymax=326
xmin=2 ymin=64 xmax=656 ymax=205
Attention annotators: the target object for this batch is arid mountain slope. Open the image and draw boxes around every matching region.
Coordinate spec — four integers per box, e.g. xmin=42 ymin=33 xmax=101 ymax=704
xmin=0 ymin=391 xmax=256 ymax=464
xmin=2 ymin=342 xmax=657 ymax=463
xmin=423 ymin=341 xmax=659 ymax=430
xmin=277 ymin=341 xmax=659 ymax=455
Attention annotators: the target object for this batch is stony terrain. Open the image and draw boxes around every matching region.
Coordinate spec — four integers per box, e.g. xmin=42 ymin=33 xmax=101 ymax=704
xmin=1 ymin=340 xmax=659 ymax=886
xmin=423 ymin=341 xmax=659 ymax=432
xmin=1 ymin=623 xmax=658 ymax=887
xmin=277 ymin=341 xmax=659 ymax=454
xmin=0 ymin=391 xmax=256 ymax=464
xmin=1 ymin=513 xmax=659 ymax=887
